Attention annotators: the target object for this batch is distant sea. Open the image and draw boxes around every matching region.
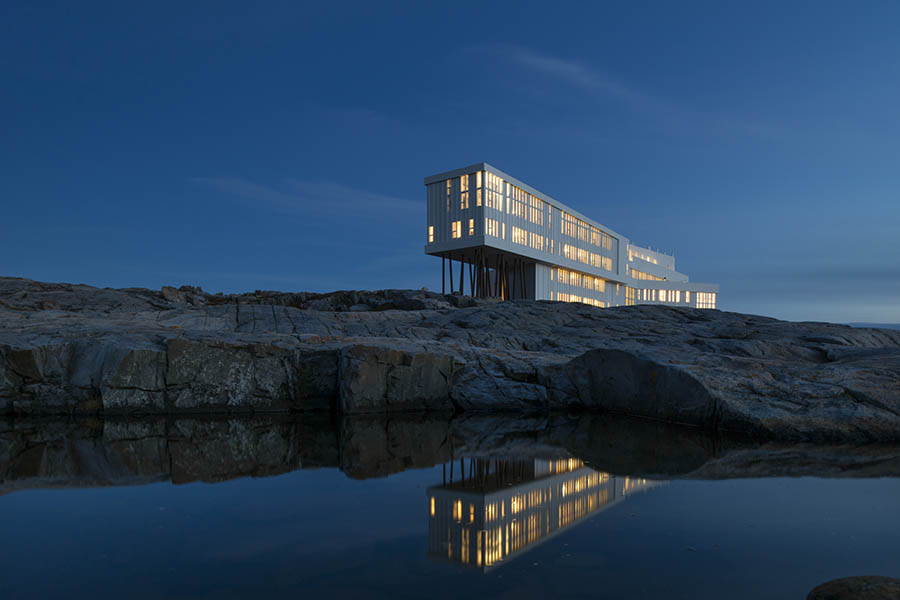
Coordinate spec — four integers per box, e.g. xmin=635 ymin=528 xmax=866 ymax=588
xmin=849 ymin=323 xmax=900 ymax=330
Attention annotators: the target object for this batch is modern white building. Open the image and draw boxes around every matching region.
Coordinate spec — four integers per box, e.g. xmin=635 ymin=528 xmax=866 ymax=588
xmin=424 ymin=163 xmax=718 ymax=309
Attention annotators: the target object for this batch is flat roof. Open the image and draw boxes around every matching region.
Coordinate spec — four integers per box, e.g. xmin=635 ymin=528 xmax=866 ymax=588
xmin=424 ymin=162 xmax=627 ymax=243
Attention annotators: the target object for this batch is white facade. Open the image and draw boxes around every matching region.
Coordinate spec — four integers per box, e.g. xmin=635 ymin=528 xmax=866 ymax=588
xmin=425 ymin=162 xmax=718 ymax=309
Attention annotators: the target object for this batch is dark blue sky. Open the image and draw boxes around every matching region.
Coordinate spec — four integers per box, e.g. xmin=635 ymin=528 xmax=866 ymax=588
xmin=2 ymin=2 xmax=898 ymax=322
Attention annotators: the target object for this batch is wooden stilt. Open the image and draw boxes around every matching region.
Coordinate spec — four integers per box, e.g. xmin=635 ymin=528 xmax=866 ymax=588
xmin=448 ymin=253 xmax=454 ymax=294
xmin=520 ymin=259 xmax=526 ymax=299
xmin=441 ymin=255 xmax=445 ymax=294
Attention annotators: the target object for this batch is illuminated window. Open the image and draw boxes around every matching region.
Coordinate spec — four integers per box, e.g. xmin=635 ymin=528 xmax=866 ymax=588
xmin=485 ymin=172 xmax=505 ymax=211
xmin=427 ymin=225 xmax=434 ymax=243
xmin=529 ymin=195 xmax=545 ymax=225
xmin=451 ymin=221 xmax=461 ymax=239
xmin=697 ymin=292 xmax=717 ymax=309
xmin=625 ymin=287 xmax=636 ymax=306
xmin=511 ymin=226 xmax=527 ymax=246
xmin=508 ymin=185 xmax=528 ymax=219
xmin=460 ymin=175 xmax=469 ymax=209
xmin=628 ymin=247 xmax=659 ymax=265
xmin=685 ymin=291 xmax=691 ymax=304
xmin=485 ymin=218 xmax=500 ymax=237
xmin=430 ymin=497 xmax=435 ymax=517
xmin=631 ymin=269 xmax=665 ymax=281
xmin=468 ymin=218 xmax=475 ymax=236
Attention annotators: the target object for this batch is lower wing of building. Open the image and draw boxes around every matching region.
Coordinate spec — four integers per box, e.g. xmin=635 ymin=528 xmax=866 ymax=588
xmin=424 ymin=162 xmax=719 ymax=309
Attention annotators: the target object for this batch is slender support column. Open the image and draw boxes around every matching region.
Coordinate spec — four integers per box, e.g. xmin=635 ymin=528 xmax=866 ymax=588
xmin=441 ymin=255 xmax=445 ymax=294
xmin=448 ymin=253 xmax=454 ymax=294
xmin=520 ymin=259 xmax=526 ymax=299
xmin=472 ymin=251 xmax=478 ymax=298
xmin=477 ymin=251 xmax=485 ymax=298
xmin=459 ymin=258 xmax=464 ymax=295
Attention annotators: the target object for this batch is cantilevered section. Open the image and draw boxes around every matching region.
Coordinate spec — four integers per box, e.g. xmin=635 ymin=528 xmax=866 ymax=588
xmin=424 ymin=162 xmax=718 ymax=308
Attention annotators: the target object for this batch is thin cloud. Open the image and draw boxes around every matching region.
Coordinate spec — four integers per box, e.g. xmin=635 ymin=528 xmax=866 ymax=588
xmin=192 ymin=177 xmax=420 ymax=216
xmin=482 ymin=44 xmax=783 ymax=139
xmin=502 ymin=45 xmax=663 ymax=111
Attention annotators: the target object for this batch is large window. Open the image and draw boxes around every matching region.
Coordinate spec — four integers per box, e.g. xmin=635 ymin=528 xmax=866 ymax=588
xmin=628 ymin=248 xmax=658 ymax=264
xmin=509 ymin=185 xmax=527 ymax=219
xmin=485 ymin=218 xmax=500 ymax=237
xmin=563 ymin=244 xmax=591 ymax=266
xmin=557 ymin=292 xmax=606 ymax=308
xmin=460 ymin=175 xmax=469 ymax=209
xmin=557 ymin=268 xmax=606 ymax=294
xmin=529 ymin=196 xmax=544 ymax=226
xmin=511 ymin=226 xmax=527 ymax=246
xmin=696 ymin=292 xmax=717 ymax=309
xmin=590 ymin=253 xmax=613 ymax=271
xmin=427 ymin=225 xmax=434 ymax=243
xmin=451 ymin=221 xmax=461 ymax=239
xmin=630 ymin=268 xmax=664 ymax=281
xmin=468 ymin=218 xmax=475 ymax=236
xmin=485 ymin=172 xmax=504 ymax=210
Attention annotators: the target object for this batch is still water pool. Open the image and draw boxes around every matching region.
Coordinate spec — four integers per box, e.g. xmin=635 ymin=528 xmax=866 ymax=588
xmin=1 ymin=415 xmax=898 ymax=599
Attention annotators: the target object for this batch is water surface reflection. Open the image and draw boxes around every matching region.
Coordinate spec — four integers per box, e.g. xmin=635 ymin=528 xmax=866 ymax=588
xmin=428 ymin=457 xmax=659 ymax=570
xmin=2 ymin=414 xmax=900 ymax=599
xmin=3 ymin=413 xmax=900 ymax=496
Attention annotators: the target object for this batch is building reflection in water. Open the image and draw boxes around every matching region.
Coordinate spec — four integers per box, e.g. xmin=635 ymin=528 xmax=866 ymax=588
xmin=427 ymin=457 xmax=661 ymax=571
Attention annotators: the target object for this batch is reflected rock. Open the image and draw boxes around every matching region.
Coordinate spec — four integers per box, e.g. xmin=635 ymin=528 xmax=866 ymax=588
xmin=3 ymin=414 xmax=900 ymax=497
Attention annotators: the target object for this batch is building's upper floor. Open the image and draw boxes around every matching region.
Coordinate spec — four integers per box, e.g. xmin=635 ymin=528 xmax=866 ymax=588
xmin=423 ymin=162 xmax=713 ymax=293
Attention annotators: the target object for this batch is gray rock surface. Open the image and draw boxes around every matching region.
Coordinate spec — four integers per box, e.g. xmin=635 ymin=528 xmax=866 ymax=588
xmin=2 ymin=277 xmax=900 ymax=441
xmin=807 ymin=576 xmax=900 ymax=600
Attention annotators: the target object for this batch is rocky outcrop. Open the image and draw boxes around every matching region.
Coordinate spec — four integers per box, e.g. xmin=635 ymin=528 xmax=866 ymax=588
xmin=807 ymin=576 xmax=900 ymax=600
xmin=2 ymin=277 xmax=900 ymax=441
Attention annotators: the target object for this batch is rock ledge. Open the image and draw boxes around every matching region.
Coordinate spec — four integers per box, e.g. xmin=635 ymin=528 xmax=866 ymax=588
xmin=2 ymin=277 xmax=899 ymax=442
